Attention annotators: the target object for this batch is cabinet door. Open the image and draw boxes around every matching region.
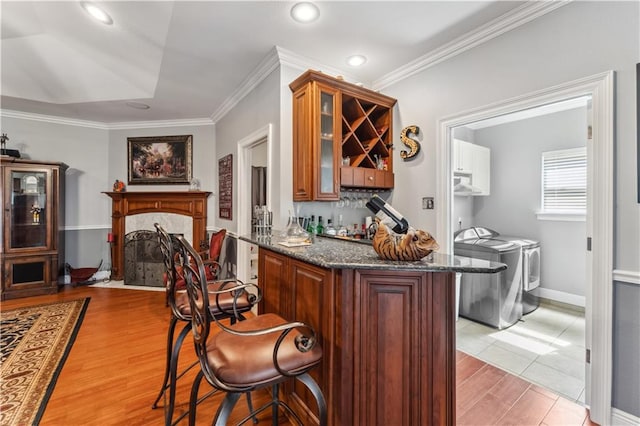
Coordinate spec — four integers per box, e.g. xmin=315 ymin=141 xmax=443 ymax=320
xmin=289 ymin=259 xmax=332 ymax=424
xmin=292 ymin=85 xmax=314 ymax=201
xmin=315 ymin=83 xmax=340 ymax=200
xmin=3 ymin=167 xmax=53 ymax=252
xmin=453 ymin=139 xmax=490 ymax=196
xmin=2 ymin=255 xmax=56 ymax=297
xmin=258 ymin=249 xmax=290 ymax=318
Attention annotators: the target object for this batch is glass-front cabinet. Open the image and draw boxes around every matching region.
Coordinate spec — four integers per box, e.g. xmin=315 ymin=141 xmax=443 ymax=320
xmin=9 ymin=170 xmax=49 ymax=249
xmin=1 ymin=158 xmax=67 ymax=300
xmin=291 ymin=78 xmax=340 ymax=201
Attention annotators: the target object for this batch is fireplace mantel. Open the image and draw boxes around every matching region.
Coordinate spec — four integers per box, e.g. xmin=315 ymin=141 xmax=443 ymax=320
xmin=104 ymin=191 xmax=211 ymax=280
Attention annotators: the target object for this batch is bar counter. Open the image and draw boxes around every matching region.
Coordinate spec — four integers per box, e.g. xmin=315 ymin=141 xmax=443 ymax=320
xmin=241 ymin=233 xmax=506 ymax=273
xmin=239 ymin=233 xmax=505 ymax=426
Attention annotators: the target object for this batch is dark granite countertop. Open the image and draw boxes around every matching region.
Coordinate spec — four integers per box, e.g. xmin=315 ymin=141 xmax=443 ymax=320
xmin=240 ymin=233 xmax=506 ymax=273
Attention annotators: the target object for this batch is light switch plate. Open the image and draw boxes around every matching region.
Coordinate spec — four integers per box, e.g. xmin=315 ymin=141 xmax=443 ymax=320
xmin=422 ymin=197 xmax=434 ymax=209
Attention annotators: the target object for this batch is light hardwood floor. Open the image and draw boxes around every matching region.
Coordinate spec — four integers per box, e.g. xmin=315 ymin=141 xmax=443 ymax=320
xmin=0 ymin=286 xmax=597 ymax=425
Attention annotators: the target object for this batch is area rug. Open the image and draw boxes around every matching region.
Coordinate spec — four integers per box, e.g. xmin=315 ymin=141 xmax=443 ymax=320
xmin=0 ymin=298 xmax=90 ymax=425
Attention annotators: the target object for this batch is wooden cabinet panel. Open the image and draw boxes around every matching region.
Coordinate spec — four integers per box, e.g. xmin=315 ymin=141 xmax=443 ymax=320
xmin=258 ymin=249 xmax=290 ymax=318
xmin=355 ymin=271 xmax=423 ymax=425
xmin=289 ymin=260 xmax=333 ymax=424
xmin=340 ymin=167 xmax=394 ymax=189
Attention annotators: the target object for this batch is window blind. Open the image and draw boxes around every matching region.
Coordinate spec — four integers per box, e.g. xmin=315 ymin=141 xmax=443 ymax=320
xmin=541 ymin=147 xmax=587 ymax=212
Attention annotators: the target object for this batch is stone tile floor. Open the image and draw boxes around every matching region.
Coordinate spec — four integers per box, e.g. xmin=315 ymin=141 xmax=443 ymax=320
xmin=456 ymin=301 xmax=586 ymax=403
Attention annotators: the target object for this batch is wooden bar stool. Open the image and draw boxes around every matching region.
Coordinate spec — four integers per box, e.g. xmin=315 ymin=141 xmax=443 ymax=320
xmin=174 ymin=235 xmax=327 ymax=425
xmin=152 ymin=224 xmax=258 ymax=426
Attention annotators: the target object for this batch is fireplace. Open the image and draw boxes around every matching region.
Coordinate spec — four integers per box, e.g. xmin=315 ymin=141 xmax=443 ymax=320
xmin=104 ymin=191 xmax=211 ymax=281
xmin=124 ymin=230 xmax=164 ymax=287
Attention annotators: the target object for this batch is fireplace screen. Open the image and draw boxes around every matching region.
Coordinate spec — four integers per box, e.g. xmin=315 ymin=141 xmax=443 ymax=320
xmin=124 ymin=230 xmax=164 ymax=287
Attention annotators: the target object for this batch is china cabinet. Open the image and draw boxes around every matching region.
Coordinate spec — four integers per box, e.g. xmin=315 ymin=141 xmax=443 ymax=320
xmin=289 ymin=70 xmax=397 ymax=201
xmin=1 ymin=158 xmax=67 ymax=300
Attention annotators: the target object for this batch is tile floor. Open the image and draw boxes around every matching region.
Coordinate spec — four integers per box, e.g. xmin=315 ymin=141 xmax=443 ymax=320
xmin=456 ymin=301 xmax=586 ymax=404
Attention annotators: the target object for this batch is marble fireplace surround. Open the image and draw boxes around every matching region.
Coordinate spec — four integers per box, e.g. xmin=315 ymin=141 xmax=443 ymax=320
xmin=104 ymin=191 xmax=211 ymax=281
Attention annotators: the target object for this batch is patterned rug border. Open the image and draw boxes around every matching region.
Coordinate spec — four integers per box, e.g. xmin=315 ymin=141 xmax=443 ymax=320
xmin=0 ymin=298 xmax=91 ymax=425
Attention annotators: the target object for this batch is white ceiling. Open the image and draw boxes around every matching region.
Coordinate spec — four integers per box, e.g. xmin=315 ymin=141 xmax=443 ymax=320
xmin=1 ymin=1 xmax=527 ymax=124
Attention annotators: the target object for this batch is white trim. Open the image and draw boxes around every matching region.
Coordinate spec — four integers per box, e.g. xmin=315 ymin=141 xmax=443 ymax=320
xmin=611 ymin=408 xmax=640 ymax=426
xmin=536 ymin=212 xmax=586 ymax=222
xmin=373 ymin=1 xmax=570 ymax=91
xmin=210 ymin=48 xmax=281 ymax=123
xmin=0 ymin=109 xmax=109 ymax=129
xmin=236 ymin=124 xmax=273 ymax=283
xmin=535 ymin=287 xmax=585 ymax=308
xmin=0 ymin=108 xmax=214 ymax=130
xmin=276 ymin=46 xmax=359 ymax=85
xmin=88 ymin=280 xmax=165 ymax=292
xmin=436 ymin=70 xmax=614 ymax=425
xmin=211 ymin=46 xmax=358 ymax=124
xmin=612 ymin=269 xmax=640 ymax=286
xmin=63 ymin=225 xmax=111 ymax=231
xmin=105 ymin=118 xmax=213 ymax=129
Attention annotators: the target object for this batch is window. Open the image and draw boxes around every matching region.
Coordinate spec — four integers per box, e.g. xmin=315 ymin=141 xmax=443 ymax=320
xmin=538 ymin=147 xmax=586 ymax=221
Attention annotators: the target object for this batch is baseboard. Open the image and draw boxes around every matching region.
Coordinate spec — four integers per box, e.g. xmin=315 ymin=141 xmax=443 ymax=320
xmin=611 ymin=408 xmax=640 ymax=426
xmin=534 ymin=287 xmax=585 ymax=308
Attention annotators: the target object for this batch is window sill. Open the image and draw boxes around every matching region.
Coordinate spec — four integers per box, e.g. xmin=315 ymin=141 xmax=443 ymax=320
xmin=536 ymin=211 xmax=586 ymax=222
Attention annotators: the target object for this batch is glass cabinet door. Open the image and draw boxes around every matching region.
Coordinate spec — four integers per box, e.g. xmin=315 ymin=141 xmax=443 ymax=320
xmin=317 ymin=86 xmax=340 ymax=199
xmin=9 ymin=170 xmax=48 ymax=249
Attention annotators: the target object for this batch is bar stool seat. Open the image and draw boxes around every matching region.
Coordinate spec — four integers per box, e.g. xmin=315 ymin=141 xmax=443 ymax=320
xmin=206 ymin=313 xmax=323 ymax=387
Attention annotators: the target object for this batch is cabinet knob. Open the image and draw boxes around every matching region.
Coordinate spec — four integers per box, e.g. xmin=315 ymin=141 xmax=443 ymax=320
xmin=368 ymin=176 xmax=374 ymax=181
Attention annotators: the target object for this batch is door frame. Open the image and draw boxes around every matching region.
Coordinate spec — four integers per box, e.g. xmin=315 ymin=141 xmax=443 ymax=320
xmin=436 ymin=71 xmax=614 ymax=424
xmin=236 ymin=123 xmax=273 ymax=284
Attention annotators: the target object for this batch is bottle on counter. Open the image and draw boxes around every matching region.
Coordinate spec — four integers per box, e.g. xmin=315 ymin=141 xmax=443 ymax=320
xmin=353 ymin=224 xmax=361 ymax=239
xmin=365 ymin=194 xmax=409 ymax=234
xmin=325 ymin=219 xmax=336 ymax=236
xmin=307 ymin=215 xmax=317 ymax=235
xmin=337 ymin=214 xmax=348 ymax=237
xmin=317 ymin=216 xmax=325 ymax=235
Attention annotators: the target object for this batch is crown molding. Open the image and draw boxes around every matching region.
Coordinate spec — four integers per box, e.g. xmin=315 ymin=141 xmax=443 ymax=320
xmin=373 ymin=0 xmax=571 ymax=91
xmin=106 ymin=118 xmax=213 ymax=130
xmin=0 ymin=109 xmax=110 ymax=129
xmin=0 ymin=108 xmax=214 ymax=130
xmin=209 ymin=46 xmax=361 ymax=124
xmin=209 ymin=46 xmax=281 ymax=123
xmin=275 ymin=46 xmax=360 ymax=84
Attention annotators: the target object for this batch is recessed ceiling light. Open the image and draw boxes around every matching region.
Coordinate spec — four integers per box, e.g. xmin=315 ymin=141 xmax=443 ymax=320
xmin=126 ymin=101 xmax=150 ymax=110
xmin=80 ymin=2 xmax=113 ymax=25
xmin=347 ymin=55 xmax=367 ymax=67
xmin=290 ymin=2 xmax=320 ymax=23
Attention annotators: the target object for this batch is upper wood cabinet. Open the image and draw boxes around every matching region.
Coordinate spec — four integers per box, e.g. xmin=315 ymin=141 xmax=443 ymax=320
xmin=290 ymin=70 xmax=397 ymax=201
xmin=1 ymin=158 xmax=67 ymax=300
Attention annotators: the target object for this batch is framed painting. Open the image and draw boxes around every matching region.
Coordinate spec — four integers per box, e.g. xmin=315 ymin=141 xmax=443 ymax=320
xmin=128 ymin=135 xmax=192 ymax=185
xmin=218 ymin=153 xmax=233 ymax=220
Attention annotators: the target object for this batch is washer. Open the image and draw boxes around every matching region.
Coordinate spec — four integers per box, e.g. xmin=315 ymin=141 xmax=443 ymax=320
xmin=471 ymin=227 xmax=541 ymax=315
xmin=454 ymin=228 xmax=523 ymax=329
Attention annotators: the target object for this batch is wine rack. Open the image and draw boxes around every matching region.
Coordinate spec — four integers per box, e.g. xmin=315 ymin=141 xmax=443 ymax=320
xmin=341 ymin=95 xmax=392 ymax=170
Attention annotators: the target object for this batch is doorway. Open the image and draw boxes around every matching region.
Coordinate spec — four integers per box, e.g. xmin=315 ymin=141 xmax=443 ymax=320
xmin=436 ymin=71 xmax=614 ymax=424
xmin=236 ymin=124 xmax=273 ymax=286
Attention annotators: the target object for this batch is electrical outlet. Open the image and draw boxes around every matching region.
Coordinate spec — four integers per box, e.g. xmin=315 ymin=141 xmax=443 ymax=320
xmin=422 ymin=197 xmax=434 ymax=210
